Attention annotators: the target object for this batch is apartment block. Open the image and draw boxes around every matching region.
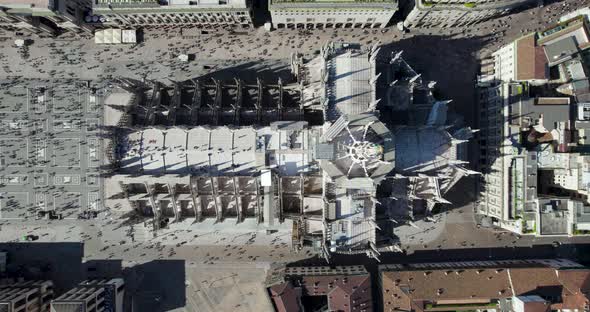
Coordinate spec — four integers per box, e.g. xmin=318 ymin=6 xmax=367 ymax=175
xmin=91 ymin=0 xmax=252 ymax=28
xmin=0 ymin=280 xmax=54 ymax=312
xmin=477 ymin=13 xmax=590 ymax=236
xmin=268 ymin=0 xmax=397 ymax=29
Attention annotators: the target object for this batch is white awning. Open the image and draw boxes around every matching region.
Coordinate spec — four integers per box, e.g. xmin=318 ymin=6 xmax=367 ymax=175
xmin=94 ymin=28 xmax=123 ymax=44
xmin=122 ymin=29 xmax=136 ymax=43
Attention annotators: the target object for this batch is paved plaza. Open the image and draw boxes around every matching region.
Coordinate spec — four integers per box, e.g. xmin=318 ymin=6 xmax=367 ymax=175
xmin=0 ymin=79 xmax=104 ymax=220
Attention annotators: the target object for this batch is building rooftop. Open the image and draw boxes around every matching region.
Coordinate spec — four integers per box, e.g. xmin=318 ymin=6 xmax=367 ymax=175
xmin=544 ymin=36 xmax=579 ymax=66
xmin=269 ymin=266 xmax=372 ymax=312
xmin=0 ymin=0 xmax=51 ymax=9
xmin=381 ymin=266 xmax=590 ymax=311
xmin=328 ymin=49 xmax=376 ymax=117
xmin=269 ymin=0 xmax=396 ymax=8
xmin=538 ymin=16 xmax=589 ymax=46
xmin=95 ymin=0 xmax=248 ymax=8
xmin=576 ymin=204 xmax=590 ymax=223
xmin=516 ymin=34 xmax=549 ymax=81
xmin=117 ymin=125 xmax=314 ymax=176
xmin=394 ymin=127 xmax=457 ymax=173
xmin=510 ymin=91 xmax=571 ymax=134
xmin=538 ymin=198 xmax=570 ymax=235
xmin=110 ymin=42 xmax=475 ymax=258
xmin=320 ymin=113 xmax=395 ymax=183
xmin=382 ymin=268 xmax=512 ymax=304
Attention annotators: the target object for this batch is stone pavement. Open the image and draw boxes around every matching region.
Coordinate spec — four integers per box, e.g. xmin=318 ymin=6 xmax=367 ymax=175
xmin=0 ymin=79 xmax=104 ymax=221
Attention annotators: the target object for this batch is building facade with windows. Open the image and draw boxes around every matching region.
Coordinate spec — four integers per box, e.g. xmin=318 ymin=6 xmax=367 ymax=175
xmin=268 ymin=0 xmax=398 ymax=29
xmin=403 ymin=0 xmax=535 ymax=28
xmin=476 ymin=13 xmax=590 ymax=236
xmin=0 ymin=0 xmax=93 ymax=35
xmin=91 ymin=0 xmax=252 ymax=28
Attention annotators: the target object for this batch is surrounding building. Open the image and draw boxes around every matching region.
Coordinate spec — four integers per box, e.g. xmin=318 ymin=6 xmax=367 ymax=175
xmin=268 ymin=0 xmax=397 ymax=29
xmin=90 ymin=0 xmax=252 ymax=28
xmin=103 ymin=42 xmax=476 ymax=260
xmin=403 ymin=0 xmax=535 ymax=28
xmin=0 ymin=280 xmax=54 ymax=312
xmin=266 ymin=259 xmax=589 ymax=312
xmin=0 ymin=0 xmax=93 ymax=35
xmin=50 ymin=279 xmax=124 ymax=312
xmin=380 ymin=260 xmax=590 ymax=312
xmin=267 ymin=265 xmax=372 ymax=312
xmin=477 ymin=13 xmax=590 ymax=235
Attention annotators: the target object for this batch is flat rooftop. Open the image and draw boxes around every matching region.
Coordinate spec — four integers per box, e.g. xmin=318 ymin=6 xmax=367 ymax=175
xmin=118 ymin=125 xmax=314 ymax=176
xmin=512 ymin=95 xmax=572 ymax=131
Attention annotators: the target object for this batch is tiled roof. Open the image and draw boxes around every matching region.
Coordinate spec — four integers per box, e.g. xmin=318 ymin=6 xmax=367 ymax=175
xmin=269 ymin=271 xmax=372 ymax=312
xmin=516 ymin=34 xmax=548 ymax=81
xmin=556 ymin=269 xmax=590 ymax=309
xmin=382 ymin=268 xmax=512 ymax=302
xmin=269 ymin=281 xmax=302 ymax=312
xmin=381 ymin=267 xmax=590 ymax=312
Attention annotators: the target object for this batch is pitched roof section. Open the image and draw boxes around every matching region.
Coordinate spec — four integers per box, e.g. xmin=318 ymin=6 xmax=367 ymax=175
xmin=269 ymin=266 xmax=372 ymax=312
xmin=269 ymin=281 xmax=302 ymax=312
xmin=382 ymin=268 xmax=512 ymax=302
xmin=515 ymin=296 xmax=551 ymax=312
xmin=509 ymin=268 xmax=562 ymax=298
xmin=381 ymin=267 xmax=590 ymax=312
xmin=516 ymin=34 xmax=549 ymax=81
xmin=556 ymin=269 xmax=590 ymax=309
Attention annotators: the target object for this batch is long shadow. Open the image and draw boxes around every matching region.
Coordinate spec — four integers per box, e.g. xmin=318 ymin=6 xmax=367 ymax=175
xmin=379 ymin=34 xmax=492 ymax=129
xmin=0 ymin=242 xmax=84 ymax=294
xmin=372 ymin=34 xmax=493 ymax=241
xmin=250 ymin=0 xmax=270 ymax=27
xmin=123 ymin=259 xmax=186 ymax=312
xmin=0 ymin=242 xmax=187 ymax=312
xmin=195 ymin=61 xmax=294 ymax=84
xmin=288 ymin=243 xmax=590 ymax=267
